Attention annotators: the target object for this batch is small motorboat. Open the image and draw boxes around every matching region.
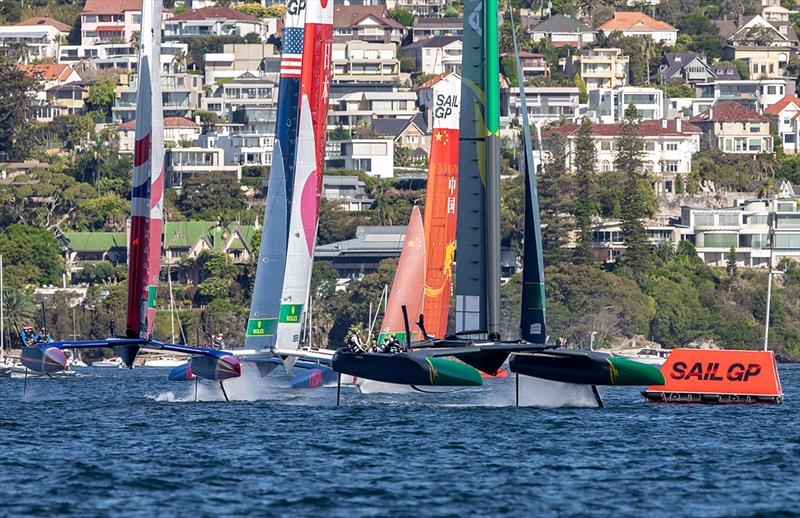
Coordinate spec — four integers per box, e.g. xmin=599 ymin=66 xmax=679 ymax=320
xmin=611 ymin=347 xmax=671 ymax=366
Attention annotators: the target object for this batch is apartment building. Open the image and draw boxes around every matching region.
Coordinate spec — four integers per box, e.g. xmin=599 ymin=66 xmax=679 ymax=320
xmin=393 ymin=0 xmax=447 ymax=17
xmin=403 ymin=37 xmax=462 ymax=75
xmin=113 ymin=117 xmax=202 ymax=152
xmin=500 ymin=52 xmax=548 ymax=80
xmin=694 ymin=77 xmax=794 ymax=112
xmin=202 ymin=72 xmax=278 ymax=118
xmin=680 ymin=194 xmax=800 ymax=267
xmin=530 ymin=14 xmax=594 ymax=48
xmin=165 ymin=147 xmax=241 ymax=188
xmin=203 ymin=43 xmax=278 ymax=84
xmin=592 ymin=219 xmax=679 ymax=263
xmin=565 ymin=48 xmax=629 ymax=89
xmin=113 ymin=73 xmax=204 ymax=123
xmin=163 ymin=7 xmax=271 ymax=41
xmin=328 ymin=91 xmax=417 ymax=128
xmin=411 ymin=17 xmax=463 ymax=42
xmin=322 ymin=175 xmax=375 ymax=212
xmin=765 ymin=95 xmax=800 ymax=154
xmin=588 ymin=87 xmax=664 ymax=123
xmin=689 ymin=100 xmax=773 ymax=155
xmin=503 ymin=86 xmax=581 ymax=125
xmin=596 ymin=12 xmax=677 ymax=46
xmin=332 ymin=41 xmax=400 ymax=83
xmin=79 ymin=0 xmax=160 ymax=46
xmin=326 ymin=139 xmax=394 ymax=178
xmin=547 ymin=118 xmax=702 ymax=194
xmin=59 ymin=41 xmax=189 ymax=74
xmin=0 ymin=18 xmax=69 ymax=63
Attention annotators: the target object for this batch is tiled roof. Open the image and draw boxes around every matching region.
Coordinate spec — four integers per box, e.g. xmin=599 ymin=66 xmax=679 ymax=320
xmin=81 ymin=0 xmax=141 ymax=15
xmin=531 ymin=14 xmax=590 ymax=33
xmin=15 ymin=17 xmax=72 ymax=32
xmin=689 ymin=100 xmax=769 ymax=123
xmin=113 ymin=117 xmax=201 ymax=131
xmin=597 ymin=11 xmax=675 ymax=32
xmin=416 ymin=71 xmax=452 ymax=89
xmin=548 ymin=118 xmax=702 ymax=138
xmin=333 ymin=5 xmax=404 ymax=29
xmin=168 ymin=6 xmax=260 ymax=22
xmin=18 ymin=63 xmax=75 ymax=82
xmin=764 ymin=95 xmax=800 ymax=115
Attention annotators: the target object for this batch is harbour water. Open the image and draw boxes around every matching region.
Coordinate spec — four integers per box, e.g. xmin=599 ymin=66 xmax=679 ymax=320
xmin=1 ymin=364 xmax=798 ymax=516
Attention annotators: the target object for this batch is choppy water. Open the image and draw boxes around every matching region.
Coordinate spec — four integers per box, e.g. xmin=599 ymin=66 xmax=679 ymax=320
xmin=1 ymin=364 xmax=798 ymax=517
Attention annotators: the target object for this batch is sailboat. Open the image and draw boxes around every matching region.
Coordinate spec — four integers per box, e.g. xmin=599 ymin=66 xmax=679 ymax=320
xmin=328 ymin=0 xmax=664 ymax=401
xmin=18 ymin=0 xmax=243 ymax=397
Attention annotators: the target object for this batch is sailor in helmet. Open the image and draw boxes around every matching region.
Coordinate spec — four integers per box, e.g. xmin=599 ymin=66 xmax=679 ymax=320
xmin=20 ymin=325 xmax=35 ymax=347
xmin=212 ymin=333 xmax=225 ymax=350
xmin=36 ymin=326 xmax=53 ymax=344
xmin=346 ymin=325 xmax=365 ymax=352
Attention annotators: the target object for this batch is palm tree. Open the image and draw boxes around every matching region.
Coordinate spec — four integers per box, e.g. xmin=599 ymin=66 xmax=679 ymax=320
xmin=3 ymin=290 xmax=36 ymax=341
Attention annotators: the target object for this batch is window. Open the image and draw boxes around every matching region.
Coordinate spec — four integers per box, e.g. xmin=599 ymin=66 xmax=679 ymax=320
xmin=406 ymin=135 xmax=418 ymax=144
xmin=703 ymin=233 xmax=738 ymax=248
xmin=695 ymin=214 xmax=714 ymax=226
xmin=750 ymin=123 xmax=762 ymax=133
xmin=719 ymin=214 xmax=739 ymax=226
xmin=665 ymin=142 xmax=678 ymax=151
xmin=664 ymin=161 xmax=679 ymax=173
xmin=601 ymin=160 xmax=611 ymax=172
xmin=768 ymin=86 xmax=776 ymax=95
xmin=785 ymin=134 xmax=796 ymax=143
xmin=724 ymin=138 xmax=733 ymax=152
xmin=749 ymin=215 xmax=768 ymax=225
xmin=778 ymin=202 xmax=795 ymax=212
xmin=600 ymin=141 xmax=613 ymax=151
xmin=749 ymin=139 xmax=762 ymax=152
xmin=644 ymin=142 xmax=656 ymax=151
xmin=775 ymin=234 xmax=800 ymax=249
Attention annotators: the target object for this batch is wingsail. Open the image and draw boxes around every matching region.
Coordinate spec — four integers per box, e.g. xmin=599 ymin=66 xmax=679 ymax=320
xmin=126 ymin=0 xmax=164 ymax=343
xmin=378 ymin=206 xmax=426 ymax=343
xmin=422 ymin=74 xmax=461 ymax=339
xmin=454 ymin=0 xmax=488 ymax=335
xmin=244 ymin=142 xmax=287 ymax=350
xmin=275 ymin=97 xmax=318 ymax=352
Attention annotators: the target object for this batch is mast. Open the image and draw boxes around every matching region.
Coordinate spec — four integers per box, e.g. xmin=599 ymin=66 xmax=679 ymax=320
xmin=1 ymin=255 xmax=4 ymax=362
xmin=764 ymin=209 xmax=775 ymax=351
xmin=485 ymin=0 xmax=502 ymax=340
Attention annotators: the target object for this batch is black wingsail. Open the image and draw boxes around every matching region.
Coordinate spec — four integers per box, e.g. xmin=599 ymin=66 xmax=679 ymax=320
xmin=510 ymin=13 xmax=546 ymax=344
xmin=454 ymin=0 xmax=488 ymax=336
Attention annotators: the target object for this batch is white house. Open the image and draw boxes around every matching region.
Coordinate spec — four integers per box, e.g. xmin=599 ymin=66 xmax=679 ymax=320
xmin=503 ymin=86 xmax=581 ymax=126
xmin=332 ymin=41 xmax=400 ymax=82
xmin=403 ymin=36 xmax=463 ymax=75
xmin=596 ymin=11 xmax=677 ymax=46
xmin=114 ymin=117 xmax=202 ymax=152
xmin=546 ymin=118 xmax=702 ymax=194
xmin=79 ymin=0 xmax=169 ymax=46
xmin=328 ymin=91 xmax=418 ymax=128
xmin=588 ymin=87 xmax=665 ymax=124
xmin=0 ymin=18 xmax=70 ymax=63
xmin=765 ymin=95 xmax=800 ymax=154
xmin=163 ymin=6 xmax=270 ymax=41
xmin=326 ymin=138 xmax=394 ymax=178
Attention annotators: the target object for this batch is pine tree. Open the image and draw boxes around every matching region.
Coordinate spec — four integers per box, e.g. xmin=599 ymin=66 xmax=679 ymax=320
xmin=726 ymin=246 xmax=738 ymax=291
xmin=573 ymin=117 xmax=596 ymax=264
xmin=539 ymin=131 xmax=574 ymax=264
xmin=616 ymin=104 xmax=653 ymax=274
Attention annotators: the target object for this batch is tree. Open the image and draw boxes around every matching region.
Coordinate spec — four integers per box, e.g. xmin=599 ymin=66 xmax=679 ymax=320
xmin=388 ymin=8 xmax=414 ymax=27
xmin=0 ymin=224 xmax=64 ymax=286
xmin=573 ymin=74 xmax=588 ymax=103
xmin=573 ymin=117 xmax=596 ymax=264
xmin=616 ymin=104 xmax=654 ymax=274
xmin=243 ymin=32 xmax=261 ymax=44
xmin=0 ymin=63 xmax=39 ymax=160
xmin=539 ymin=132 xmax=574 ymax=263
xmin=85 ymin=75 xmax=117 ymax=119
xmin=176 ymin=173 xmax=246 ymax=221
xmin=726 ymin=246 xmax=738 ymax=291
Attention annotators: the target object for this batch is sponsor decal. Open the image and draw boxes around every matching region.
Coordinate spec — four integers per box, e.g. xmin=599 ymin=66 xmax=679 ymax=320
xmin=279 ymin=304 xmax=304 ymax=323
xmin=246 ymin=318 xmax=277 ymax=337
xmin=287 ymin=0 xmax=306 ymax=15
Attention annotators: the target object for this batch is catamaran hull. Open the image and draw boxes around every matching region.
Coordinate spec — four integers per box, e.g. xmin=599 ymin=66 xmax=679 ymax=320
xmin=509 ymin=350 xmax=664 ymax=386
xmin=20 ymin=346 xmax=67 ymax=374
xmin=332 ymin=351 xmax=483 ymax=387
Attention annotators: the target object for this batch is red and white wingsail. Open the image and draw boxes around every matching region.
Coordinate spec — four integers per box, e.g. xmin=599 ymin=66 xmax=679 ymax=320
xmin=298 ymin=0 xmax=333 ymax=214
xmin=422 ymin=73 xmax=461 ymax=338
xmin=126 ymin=0 xmax=164 ymax=340
xmin=275 ymin=96 xmax=318 ymax=353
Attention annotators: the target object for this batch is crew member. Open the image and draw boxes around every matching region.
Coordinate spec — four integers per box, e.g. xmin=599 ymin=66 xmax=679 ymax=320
xmin=212 ymin=333 xmax=225 ymax=350
xmin=347 ymin=326 xmax=364 ymax=352
xmin=19 ymin=325 xmax=35 ymax=347
xmin=36 ymin=326 xmax=53 ymax=344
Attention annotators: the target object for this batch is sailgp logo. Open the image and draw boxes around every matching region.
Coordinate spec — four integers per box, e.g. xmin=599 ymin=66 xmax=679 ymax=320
xmin=469 ymin=3 xmax=483 ymax=37
xmin=287 ymin=0 xmax=306 ymax=15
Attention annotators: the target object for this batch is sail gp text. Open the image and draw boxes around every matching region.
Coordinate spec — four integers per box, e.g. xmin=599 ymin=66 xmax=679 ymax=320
xmin=434 ymin=93 xmax=459 ymax=118
xmin=670 ymin=362 xmax=762 ymax=382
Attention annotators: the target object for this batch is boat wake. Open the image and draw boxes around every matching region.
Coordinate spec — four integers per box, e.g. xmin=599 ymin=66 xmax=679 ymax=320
xmin=517 ymin=376 xmax=602 ymax=408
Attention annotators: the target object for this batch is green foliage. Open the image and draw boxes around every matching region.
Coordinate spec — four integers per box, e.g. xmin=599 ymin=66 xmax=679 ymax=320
xmin=388 ymin=8 xmax=414 ymax=27
xmin=616 ymin=104 xmax=655 ymax=274
xmin=74 ymin=261 xmax=126 ymax=285
xmin=187 ymin=36 xmax=246 ymax=70
xmin=594 ymin=32 xmax=659 ymax=85
xmin=651 ymin=82 xmax=695 ymax=98
xmin=85 ymin=75 xmax=117 ymax=119
xmin=243 ymin=32 xmax=261 ymax=44
xmin=0 ymin=63 xmax=39 ymax=160
xmin=540 ymin=132 xmax=574 ymax=263
xmin=501 ymin=56 xmax=519 ymax=87
xmin=573 ymin=117 xmax=596 ymax=263
xmin=39 ymin=114 xmax=94 ymax=150
xmin=400 ymin=56 xmax=416 ymax=73
xmin=73 ymin=194 xmax=130 ymax=231
xmin=0 ymin=224 xmax=64 ymax=287
xmin=328 ymin=125 xmax=351 ymax=141
xmin=176 ymin=173 xmax=246 ymax=221
xmin=573 ymin=74 xmax=588 ymax=104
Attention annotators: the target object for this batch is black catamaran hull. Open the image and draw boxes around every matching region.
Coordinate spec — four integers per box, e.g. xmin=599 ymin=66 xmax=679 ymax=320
xmin=509 ymin=350 xmax=665 ymax=386
xmin=332 ymin=351 xmax=483 ymax=387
